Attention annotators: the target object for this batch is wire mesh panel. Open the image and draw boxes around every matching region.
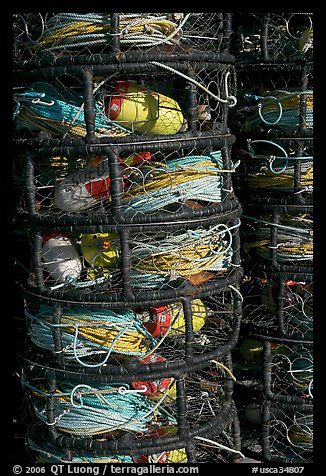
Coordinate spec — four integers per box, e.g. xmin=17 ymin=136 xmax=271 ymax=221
xmin=232 ymin=137 xmax=313 ymax=206
xmin=241 ymin=270 xmax=313 ymax=341
xmin=23 ymin=286 xmax=241 ymax=370
xmin=232 ymin=13 xmax=313 ymax=64
xmin=262 ymin=401 xmax=313 ymax=463
xmin=16 ymin=136 xmax=239 ymax=224
xmin=13 ymin=13 xmax=233 ymax=66
xmin=20 ymin=355 xmax=242 ymax=463
xmin=231 ymin=64 xmax=313 ymax=139
xmin=13 ymin=61 xmax=237 ymax=144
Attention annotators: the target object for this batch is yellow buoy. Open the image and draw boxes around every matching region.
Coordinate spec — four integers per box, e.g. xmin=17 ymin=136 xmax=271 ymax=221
xmin=169 ymin=299 xmax=207 ymax=335
xmin=106 ymin=80 xmax=184 ymax=135
xmin=81 ymin=233 xmax=120 ymax=267
xmin=167 ymin=448 xmax=188 ymax=463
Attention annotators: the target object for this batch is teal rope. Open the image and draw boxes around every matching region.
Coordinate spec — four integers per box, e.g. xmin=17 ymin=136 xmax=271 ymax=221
xmin=123 ymin=152 xmax=235 ymax=214
xmin=26 ymin=305 xmax=157 ymax=364
xmin=14 ymin=81 xmax=130 ymax=136
xmin=32 ymin=381 xmax=176 ymax=436
xmin=241 ymin=90 xmax=313 ymax=132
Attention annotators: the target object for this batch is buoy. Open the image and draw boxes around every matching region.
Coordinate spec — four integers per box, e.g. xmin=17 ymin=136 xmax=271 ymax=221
xmin=169 ymin=299 xmax=207 ymax=335
xmin=132 ymin=354 xmax=174 ymax=399
xmin=141 ymin=299 xmax=207 ymax=337
xmin=142 ymin=305 xmax=172 ymax=338
xmin=54 ymin=160 xmax=112 ymax=212
xmin=106 ymin=80 xmax=184 ymax=135
xmin=81 ymin=233 xmax=120 ymax=268
xmin=167 ymin=448 xmax=188 ymax=463
xmin=41 ymin=233 xmax=82 ymax=284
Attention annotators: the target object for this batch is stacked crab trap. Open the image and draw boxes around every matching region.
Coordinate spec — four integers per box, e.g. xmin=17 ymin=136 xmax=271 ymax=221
xmin=13 ymin=13 xmax=244 ymax=464
xmin=229 ymin=12 xmax=313 ymax=463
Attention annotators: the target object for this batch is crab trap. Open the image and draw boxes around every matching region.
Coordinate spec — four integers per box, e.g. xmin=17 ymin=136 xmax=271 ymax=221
xmin=13 ymin=60 xmax=237 ymax=144
xmin=15 ymin=136 xmax=239 ymax=224
xmin=22 ymin=281 xmax=242 ymax=371
xmin=231 ymin=13 xmax=313 ymax=64
xmin=20 ymin=355 xmax=243 ymax=463
xmin=13 ymin=13 xmax=234 ymax=66
xmin=17 ymin=200 xmax=242 ymax=304
xmin=231 ymin=63 xmax=313 ymax=139
xmin=232 ymin=137 xmax=313 ymax=206
xmin=240 ymin=269 xmax=313 ymax=341
xmin=240 ymin=204 xmax=313 ymax=275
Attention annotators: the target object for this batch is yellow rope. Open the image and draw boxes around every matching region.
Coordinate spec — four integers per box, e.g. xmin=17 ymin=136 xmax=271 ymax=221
xmin=245 ymin=166 xmax=313 ymax=189
xmin=45 ymin=315 xmax=151 ymax=354
xmin=134 ymin=244 xmax=226 ymax=277
xmin=125 ymin=161 xmax=222 ymax=197
xmin=244 ymin=240 xmax=312 ymax=256
xmin=33 ymin=17 xmax=177 ymax=52
xmin=18 ymin=107 xmax=128 ymax=138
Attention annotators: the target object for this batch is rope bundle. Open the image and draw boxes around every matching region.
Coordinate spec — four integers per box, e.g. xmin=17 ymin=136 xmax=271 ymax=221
xmin=243 ymin=214 xmax=313 ymax=263
xmin=271 ymin=347 xmax=313 ymax=399
xmin=31 ymin=13 xmax=186 ymax=53
xmin=245 ymin=163 xmax=313 ymax=192
xmin=26 ymin=305 xmax=157 ymax=365
xmin=14 ymin=81 xmax=130 ymax=138
xmin=242 ymin=139 xmax=313 ymax=192
xmin=123 ymin=151 xmax=234 ymax=214
xmin=240 ymin=90 xmax=313 ymax=132
xmin=30 ymin=381 xmax=176 ymax=436
xmin=130 ymin=221 xmax=238 ymax=286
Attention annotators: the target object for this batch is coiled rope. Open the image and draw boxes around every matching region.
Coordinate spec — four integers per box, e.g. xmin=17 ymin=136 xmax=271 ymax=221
xmin=130 ymin=221 xmax=239 ymax=282
xmin=243 ymin=214 xmax=313 ymax=262
xmin=31 ymin=13 xmax=191 ymax=53
xmin=26 ymin=381 xmax=176 ymax=436
xmin=243 ymin=139 xmax=313 ymax=192
xmin=274 ymin=413 xmax=313 ymax=452
xmin=26 ymin=305 xmax=157 ymax=366
xmin=240 ymin=90 xmax=313 ymax=132
xmin=123 ymin=151 xmax=237 ymax=214
xmin=14 ymin=81 xmax=130 ymax=138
